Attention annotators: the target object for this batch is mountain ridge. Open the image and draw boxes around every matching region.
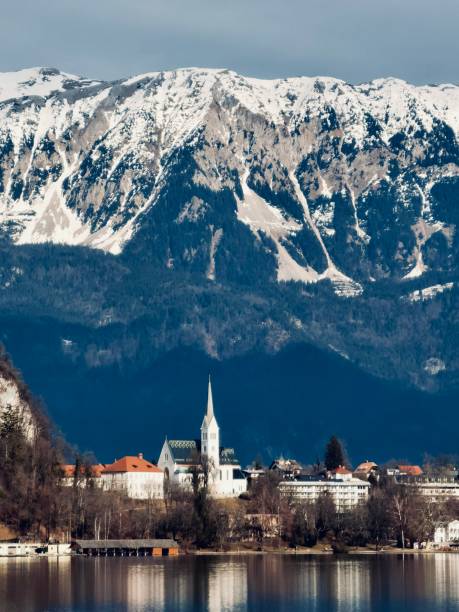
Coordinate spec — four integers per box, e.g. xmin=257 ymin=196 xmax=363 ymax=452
xmin=0 ymin=67 xmax=458 ymax=293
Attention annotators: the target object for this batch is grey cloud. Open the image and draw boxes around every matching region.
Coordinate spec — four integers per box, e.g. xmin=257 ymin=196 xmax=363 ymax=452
xmin=0 ymin=0 xmax=458 ymax=84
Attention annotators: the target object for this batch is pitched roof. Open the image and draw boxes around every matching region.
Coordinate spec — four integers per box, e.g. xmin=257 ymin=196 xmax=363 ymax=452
xmin=398 ymin=465 xmax=423 ymax=476
xmin=102 ymin=456 xmax=162 ymax=474
xmin=355 ymin=461 xmax=378 ymax=473
xmin=167 ymin=441 xmax=240 ymax=466
xmin=269 ymin=458 xmax=302 ymax=471
xmin=74 ymin=539 xmax=177 ymax=550
xmin=333 ymin=466 xmax=352 ymax=475
xmin=168 ymin=440 xmax=201 ymax=464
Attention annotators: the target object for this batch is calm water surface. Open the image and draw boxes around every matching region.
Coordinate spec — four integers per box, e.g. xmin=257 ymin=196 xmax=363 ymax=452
xmin=0 ymin=554 xmax=459 ymax=612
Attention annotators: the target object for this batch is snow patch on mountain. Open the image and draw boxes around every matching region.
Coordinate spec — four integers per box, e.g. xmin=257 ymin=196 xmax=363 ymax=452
xmin=405 ymin=282 xmax=454 ymax=302
xmin=235 ymin=173 xmax=319 ymax=283
xmin=207 ymin=227 xmax=223 ymax=281
xmin=0 ymin=67 xmax=100 ymax=103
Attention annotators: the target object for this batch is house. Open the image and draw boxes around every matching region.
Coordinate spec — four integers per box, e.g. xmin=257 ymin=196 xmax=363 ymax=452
xmin=279 ymin=474 xmax=370 ymax=512
xmin=101 ymin=454 xmax=164 ymax=499
xmin=328 ymin=466 xmax=353 ymax=480
xmin=157 ymin=378 xmax=247 ymax=498
xmin=386 ymin=465 xmax=423 ymax=477
xmin=398 ymin=465 xmax=423 ymax=477
xmin=243 ymin=467 xmax=266 ymax=487
xmin=269 ymin=457 xmax=302 ymax=479
xmin=354 ymin=461 xmax=378 ymax=480
xmin=433 ymin=520 xmax=459 ymax=546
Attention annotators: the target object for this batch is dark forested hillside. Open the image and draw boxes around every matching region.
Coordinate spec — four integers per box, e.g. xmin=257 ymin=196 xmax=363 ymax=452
xmin=0 ymin=350 xmax=65 ymax=536
xmin=2 ymin=313 xmax=459 ymax=467
xmin=0 ymin=240 xmax=458 ymax=392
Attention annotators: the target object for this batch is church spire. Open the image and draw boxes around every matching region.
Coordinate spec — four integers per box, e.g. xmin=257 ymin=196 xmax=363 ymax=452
xmin=201 ymin=375 xmax=220 ymax=469
xmin=207 ymin=375 xmax=214 ymax=420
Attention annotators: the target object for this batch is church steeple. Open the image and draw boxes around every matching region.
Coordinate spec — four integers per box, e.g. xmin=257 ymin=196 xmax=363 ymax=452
xmin=202 ymin=375 xmax=217 ymax=428
xmin=206 ymin=375 xmax=214 ymax=420
xmin=200 ymin=376 xmax=220 ymax=469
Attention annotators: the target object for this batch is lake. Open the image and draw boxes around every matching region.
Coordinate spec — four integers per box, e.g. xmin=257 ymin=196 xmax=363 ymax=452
xmin=0 ymin=553 xmax=458 ymax=611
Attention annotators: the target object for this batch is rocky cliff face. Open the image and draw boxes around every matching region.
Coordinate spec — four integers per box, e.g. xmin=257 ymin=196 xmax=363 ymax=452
xmin=0 ymin=353 xmax=36 ymax=441
xmin=0 ymin=67 xmax=458 ymax=391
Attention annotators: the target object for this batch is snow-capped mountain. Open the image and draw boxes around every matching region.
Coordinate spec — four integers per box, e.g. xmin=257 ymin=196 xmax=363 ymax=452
xmin=1 ymin=66 xmax=459 ymax=297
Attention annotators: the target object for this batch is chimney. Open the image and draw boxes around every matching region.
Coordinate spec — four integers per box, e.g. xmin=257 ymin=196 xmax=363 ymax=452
xmin=138 ymin=452 xmax=143 ymax=460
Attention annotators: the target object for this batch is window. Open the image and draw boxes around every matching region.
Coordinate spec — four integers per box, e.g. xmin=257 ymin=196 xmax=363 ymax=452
xmin=210 ymin=433 xmax=216 ymax=440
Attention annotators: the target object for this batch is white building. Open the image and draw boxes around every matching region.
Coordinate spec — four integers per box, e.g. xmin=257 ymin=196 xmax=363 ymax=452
xmin=279 ymin=475 xmax=370 ymax=512
xmin=433 ymin=520 xmax=459 ymax=545
xmin=101 ymin=454 xmax=164 ymax=499
xmin=158 ymin=378 xmax=247 ymax=498
xmin=399 ymin=476 xmax=459 ymax=502
xmin=0 ymin=542 xmax=72 ymax=557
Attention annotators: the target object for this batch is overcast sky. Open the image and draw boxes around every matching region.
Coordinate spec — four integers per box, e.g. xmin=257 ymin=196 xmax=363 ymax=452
xmin=2 ymin=0 xmax=458 ymax=84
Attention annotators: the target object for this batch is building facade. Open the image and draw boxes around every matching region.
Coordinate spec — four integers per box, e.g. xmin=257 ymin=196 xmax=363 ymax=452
xmin=279 ymin=475 xmax=370 ymax=512
xmin=158 ymin=378 xmax=247 ymax=498
xmin=433 ymin=520 xmax=459 ymax=545
xmin=396 ymin=475 xmax=459 ymax=502
xmin=101 ymin=454 xmax=164 ymax=499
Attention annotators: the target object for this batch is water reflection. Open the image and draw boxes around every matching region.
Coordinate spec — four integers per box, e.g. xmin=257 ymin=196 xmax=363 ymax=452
xmin=0 ymin=553 xmax=459 ymax=611
xmin=207 ymin=561 xmax=247 ymax=611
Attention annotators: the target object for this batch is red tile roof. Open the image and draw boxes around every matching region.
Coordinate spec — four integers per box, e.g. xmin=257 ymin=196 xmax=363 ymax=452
xmin=102 ymin=455 xmax=162 ymax=474
xmin=61 ymin=464 xmax=105 ymax=478
xmin=398 ymin=465 xmax=423 ymax=476
xmin=333 ymin=466 xmax=352 ymax=474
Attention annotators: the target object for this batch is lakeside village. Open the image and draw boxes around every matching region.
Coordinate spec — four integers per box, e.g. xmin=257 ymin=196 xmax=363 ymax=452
xmin=2 ymin=379 xmax=459 ymax=558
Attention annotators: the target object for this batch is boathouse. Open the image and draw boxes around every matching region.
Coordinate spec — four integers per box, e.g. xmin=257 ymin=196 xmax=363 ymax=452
xmin=73 ymin=539 xmax=178 ymax=557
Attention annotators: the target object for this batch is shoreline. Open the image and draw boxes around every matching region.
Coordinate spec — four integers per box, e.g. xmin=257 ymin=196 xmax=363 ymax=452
xmin=191 ymin=547 xmax=459 ymax=556
xmin=1 ymin=548 xmax=458 ymax=560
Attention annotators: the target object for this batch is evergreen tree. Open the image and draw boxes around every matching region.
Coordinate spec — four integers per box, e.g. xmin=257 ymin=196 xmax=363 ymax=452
xmin=0 ymin=404 xmax=26 ymax=467
xmin=324 ymin=435 xmax=345 ymax=470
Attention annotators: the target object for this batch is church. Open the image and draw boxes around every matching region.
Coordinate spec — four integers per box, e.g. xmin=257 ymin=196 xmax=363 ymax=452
xmin=157 ymin=378 xmax=247 ymax=498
